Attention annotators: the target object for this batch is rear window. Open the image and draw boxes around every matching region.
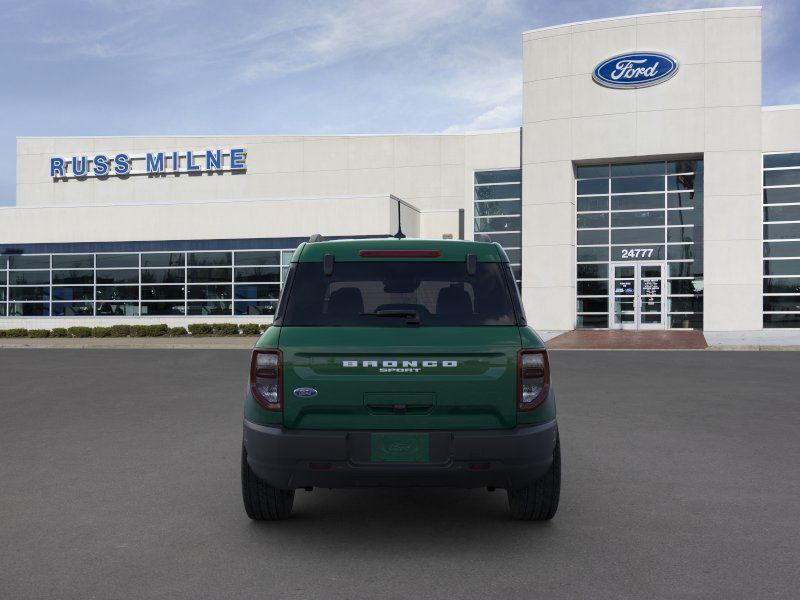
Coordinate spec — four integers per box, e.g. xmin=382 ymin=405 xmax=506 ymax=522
xmin=281 ymin=261 xmax=518 ymax=326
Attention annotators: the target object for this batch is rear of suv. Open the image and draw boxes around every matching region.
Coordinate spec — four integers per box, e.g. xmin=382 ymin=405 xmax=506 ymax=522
xmin=241 ymin=238 xmax=560 ymax=520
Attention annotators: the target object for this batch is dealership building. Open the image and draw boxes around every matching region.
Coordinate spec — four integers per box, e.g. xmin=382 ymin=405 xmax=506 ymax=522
xmin=2 ymin=6 xmax=800 ymax=332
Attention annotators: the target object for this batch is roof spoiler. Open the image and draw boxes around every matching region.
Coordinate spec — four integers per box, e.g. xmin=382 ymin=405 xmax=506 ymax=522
xmin=308 ymin=234 xmax=324 ymax=243
xmin=474 ymin=233 xmax=492 ymax=243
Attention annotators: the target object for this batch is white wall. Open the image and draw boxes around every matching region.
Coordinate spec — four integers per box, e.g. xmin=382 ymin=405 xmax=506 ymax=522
xmin=521 ymin=7 xmax=764 ymax=331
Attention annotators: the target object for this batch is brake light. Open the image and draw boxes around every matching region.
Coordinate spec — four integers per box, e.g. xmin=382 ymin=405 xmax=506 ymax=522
xmin=250 ymin=349 xmax=282 ymax=410
xmin=358 ymin=250 xmax=441 ymax=258
xmin=518 ymin=349 xmax=550 ymax=411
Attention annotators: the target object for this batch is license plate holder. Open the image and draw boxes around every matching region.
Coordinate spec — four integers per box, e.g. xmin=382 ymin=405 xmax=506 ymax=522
xmin=370 ymin=433 xmax=430 ymax=463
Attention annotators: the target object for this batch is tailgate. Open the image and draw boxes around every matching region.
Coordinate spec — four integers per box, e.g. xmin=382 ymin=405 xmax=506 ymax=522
xmin=279 ymin=326 xmax=521 ymax=430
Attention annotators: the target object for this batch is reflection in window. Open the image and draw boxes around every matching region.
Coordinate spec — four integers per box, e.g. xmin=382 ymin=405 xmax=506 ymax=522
xmin=475 ymin=169 xmax=522 ymax=287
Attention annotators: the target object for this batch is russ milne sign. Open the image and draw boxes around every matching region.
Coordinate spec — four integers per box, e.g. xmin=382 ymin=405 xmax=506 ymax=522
xmin=593 ymin=52 xmax=678 ymax=89
xmin=50 ymin=148 xmax=246 ymax=179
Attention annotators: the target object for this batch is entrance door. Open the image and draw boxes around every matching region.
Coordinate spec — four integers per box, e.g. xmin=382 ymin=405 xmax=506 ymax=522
xmin=610 ymin=262 xmax=666 ymax=330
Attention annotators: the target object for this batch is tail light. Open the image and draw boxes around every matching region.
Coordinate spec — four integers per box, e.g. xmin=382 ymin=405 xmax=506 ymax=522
xmin=250 ymin=349 xmax=282 ymax=410
xmin=518 ymin=349 xmax=550 ymax=411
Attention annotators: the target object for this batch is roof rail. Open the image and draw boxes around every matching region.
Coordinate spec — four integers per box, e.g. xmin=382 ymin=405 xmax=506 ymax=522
xmin=308 ymin=234 xmax=325 ymax=243
xmin=474 ymin=233 xmax=492 ymax=243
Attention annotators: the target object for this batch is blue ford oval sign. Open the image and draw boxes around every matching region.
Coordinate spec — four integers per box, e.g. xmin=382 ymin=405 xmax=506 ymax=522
xmin=293 ymin=387 xmax=318 ymax=398
xmin=593 ymin=52 xmax=678 ymax=89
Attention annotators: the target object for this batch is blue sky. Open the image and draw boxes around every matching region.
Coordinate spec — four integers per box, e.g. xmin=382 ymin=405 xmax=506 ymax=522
xmin=1 ymin=0 xmax=798 ymax=206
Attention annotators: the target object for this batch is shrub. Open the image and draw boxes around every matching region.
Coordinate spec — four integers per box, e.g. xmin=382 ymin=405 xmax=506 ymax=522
xmin=168 ymin=326 xmax=188 ymax=336
xmin=67 ymin=326 xmax=92 ymax=338
xmin=50 ymin=328 xmax=69 ymax=338
xmin=259 ymin=324 xmax=269 ymax=333
xmin=0 ymin=330 xmax=5 ymax=338
xmin=109 ymin=324 xmax=132 ymax=337
xmin=5 ymin=328 xmax=28 ymax=337
xmin=28 ymin=329 xmax=51 ymax=338
xmin=146 ymin=324 xmax=169 ymax=337
xmin=212 ymin=323 xmax=239 ymax=336
xmin=240 ymin=323 xmax=261 ymax=335
xmin=92 ymin=327 xmax=113 ymax=338
xmin=188 ymin=323 xmax=213 ymax=336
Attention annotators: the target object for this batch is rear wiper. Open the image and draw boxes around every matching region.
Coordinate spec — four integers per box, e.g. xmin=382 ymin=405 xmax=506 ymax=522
xmin=360 ymin=309 xmax=420 ymax=325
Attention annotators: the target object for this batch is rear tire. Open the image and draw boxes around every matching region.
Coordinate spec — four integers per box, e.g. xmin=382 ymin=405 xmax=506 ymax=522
xmin=507 ymin=435 xmax=560 ymax=521
xmin=241 ymin=446 xmax=295 ymax=520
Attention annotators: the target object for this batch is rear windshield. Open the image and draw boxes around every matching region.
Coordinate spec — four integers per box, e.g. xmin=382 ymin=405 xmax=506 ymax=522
xmin=281 ymin=261 xmax=518 ymax=326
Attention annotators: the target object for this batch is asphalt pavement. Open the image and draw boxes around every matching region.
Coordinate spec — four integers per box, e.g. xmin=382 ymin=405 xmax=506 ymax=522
xmin=1 ymin=349 xmax=798 ymax=599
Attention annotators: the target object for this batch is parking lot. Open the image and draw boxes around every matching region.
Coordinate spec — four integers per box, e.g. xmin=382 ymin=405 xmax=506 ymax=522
xmin=1 ymin=349 xmax=798 ymax=599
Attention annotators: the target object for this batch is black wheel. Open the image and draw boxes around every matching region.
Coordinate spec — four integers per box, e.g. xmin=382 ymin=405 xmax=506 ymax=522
xmin=507 ymin=435 xmax=561 ymax=521
xmin=241 ymin=446 xmax=295 ymax=520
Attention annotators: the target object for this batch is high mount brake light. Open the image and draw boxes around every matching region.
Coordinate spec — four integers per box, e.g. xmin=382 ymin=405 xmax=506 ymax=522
xmin=518 ymin=349 xmax=550 ymax=411
xmin=250 ymin=349 xmax=282 ymax=411
xmin=357 ymin=250 xmax=441 ymax=258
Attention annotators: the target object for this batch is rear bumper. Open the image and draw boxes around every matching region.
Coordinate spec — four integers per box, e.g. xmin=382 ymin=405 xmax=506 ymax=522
xmin=243 ymin=419 xmax=558 ymax=490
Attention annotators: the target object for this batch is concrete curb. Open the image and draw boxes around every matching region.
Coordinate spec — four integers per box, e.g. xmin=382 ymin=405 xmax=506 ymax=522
xmin=0 ymin=337 xmax=258 ymax=349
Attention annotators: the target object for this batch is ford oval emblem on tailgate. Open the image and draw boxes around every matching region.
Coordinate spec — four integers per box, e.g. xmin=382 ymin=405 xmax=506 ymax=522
xmin=293 ymin=387 xmax=318 ymax=398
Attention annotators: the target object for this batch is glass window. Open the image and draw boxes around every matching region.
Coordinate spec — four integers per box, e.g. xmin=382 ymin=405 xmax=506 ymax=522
xmin=611 ymin=228 xmax=664 ymax=244
xmin=8 ymin=302 xmax=49 ymax=316
xmin=667 ymin=191 xmax=702 ymax=209
xmin=52 ymin=254 xmax=93 ymax=269
xmin=764 ymin=153 xmax=800 ymax=168
xmin=577 ymin=197 xmax=608 ymax=212
xmin=577 ymin=230 xmax=608 ymax=245
xmin=9 ymin=271 xmax=50 ymax=285
xmin=763 ymin=297 xmax=800 ymax=312
xmin=96 ymin=269 xmax=138 ymax=284
xmin=764 ymin=314 xmax=800 ymax=327
xmin=235 ymin=301 xmax=277 ymax=316
xmin=474 ymin=216 xmax=520 ymax=233
xmin=188 ymin=251 xmax=232 ymax=266
xmin=667 ymin=160 xmax=702 ymax=174
xmin=667 ymin=174 xmax=700 ymax=191
xmin=52 ymin=270 xmax=93 ymax=284
xmin=668 ymin=262 xmax=695 ymax=277
xmin=577 ymin=264 xmax=608 ymax=279
xmin=577 ymin=213 xmax=608 ymax=229
xmin=53 ymin=286 xmax=94 ymax=301
xmin=504 ymin=249 xmax=521 ymax=264
xmin=234 ymin=284 xmax=281 ymax=300
xmin=187 ymin=301 xmax=233 ymax=315
xmin=667 ymin=245 xmax=694 ymax=261
xmin=575 ymin=165 xmax=608 ymax=178
xmin=669 ymin=314 xmax=703 ymax=329
xmin=474 ymin=200 xmax=521 ymax=217
xmin=140 ymin=302 xmax=185 ymax=316
xmin=764 ymin=205 xmax=800 ymax=222
xmin=96 ymin=302 xmax=139 ymax=316
xmin=611 ymin=194 xmax=664 ymax=211
xmin=764 ymin=259 xmax=800 ymax=276
xmin=474 ymin=170 xmax=520 ymax=184
xmin=281 ymin=250 xmax=295 ymax=264
xmin=611 ymin=176 xmax=663 ymax=194
xmin=187 ymin=285 xmax=232 ymax=300
xmin=667 ymin=227 xmax=695 ymax=244
xmin=0 ymin=255 xmax=6 ymax=269
xmin=576 ymin=179 xmax=608 ymax=195
xmin=9 ymin=255 xmax=49 ymax=269
xmin=474 ymin=184 xmax=521 ymax=200
xmin=763 ymin=277 xmax=800 ymax=294
xmin=611 ymin=211 xmax=664 ymax=228
xmin=667 ymin=209 xmax=698 ymax=226
xmin=669 ymin=297 xmax=702 ymax=312
xmin=577 ymin=281 xmax=608 ymax=295
xmin=611 ymin=162 xmax=664 ymax=177
xmin=141 ymin=285 xmax=185 ymax=300
xmin=96 ymin=286 xmax=139 ymax=301
xmin=234 ymin=266 xmax=281 ymax=283
xmin=52 ymin=302 xmax=93 ymax=317
xmin=141 ymin=253 xmax=185 ymax=268
xmin=96 ymin=254 xmax=138 ymax=268
xmin=764 ymin=241 xmax=800 ymax=258
xmin=141 ymin=268 xmax=185 ymax=284
xmin=576 ymin=314 xmax=608 ymax=328
xmin=764 ymin=170 xmax=800 ymax=187
xmin=188 ymin=268 xmax=231 ymax=283
xmin=668 ymin=280 xmax=701 ymax=295
xmin=577 ymin=247 xmax=609 ymax=262
xmin=234 ymin=251 xmax=280 ymax=266
xmin=10 ymin=287 xmax=50 ymax=301
xmin=763 ymin=188 xmax=800 ymax=204
xmin=480 ymin=232 xmax=520 ymax=248
xmin=577 ymin=298 xmax=608 ymax=312
xmin=764 ymin=223 xmax=800 ymax=240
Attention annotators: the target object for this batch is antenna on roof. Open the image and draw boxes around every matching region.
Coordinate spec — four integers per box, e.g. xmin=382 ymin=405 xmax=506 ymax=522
xmin=308 ymin=234 xmax=324 ymax=243
xmin=393 ymin=199 xmax=406 ymax=239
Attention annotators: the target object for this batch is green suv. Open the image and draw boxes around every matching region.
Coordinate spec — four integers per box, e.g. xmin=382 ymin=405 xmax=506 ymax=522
xmin=241 ymin=237 xmax=560 ymax=520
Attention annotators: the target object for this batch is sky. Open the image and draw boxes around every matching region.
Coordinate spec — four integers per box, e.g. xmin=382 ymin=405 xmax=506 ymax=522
xmin=1 ymin=0 xmax=798 ymax=206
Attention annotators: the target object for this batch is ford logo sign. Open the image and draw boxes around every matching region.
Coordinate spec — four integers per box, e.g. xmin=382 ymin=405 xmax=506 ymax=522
xmin=593 ymin=52 xmax=678 ymax=89
xmin=293 ymin=387 xmax=318 ymax=398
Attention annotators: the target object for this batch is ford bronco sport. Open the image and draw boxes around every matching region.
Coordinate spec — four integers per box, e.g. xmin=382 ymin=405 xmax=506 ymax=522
xmin=241 ymin=237 xmax=560 ymax=520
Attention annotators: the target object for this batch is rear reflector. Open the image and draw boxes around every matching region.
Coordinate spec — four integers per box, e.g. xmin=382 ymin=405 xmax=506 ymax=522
xmin=358 ymin=250 xmax=441 ymax=258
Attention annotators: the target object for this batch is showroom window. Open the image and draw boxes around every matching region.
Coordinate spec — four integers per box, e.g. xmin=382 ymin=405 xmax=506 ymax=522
xmin=575 ymin=159 xmax=704 ymax=329
xmin=1 ymin=247 xmax=295 ymax=318
xmin=474 ymin=169 xmax=521 ymax=286
xmin=763 ymin=152 xmax=800 ymax=328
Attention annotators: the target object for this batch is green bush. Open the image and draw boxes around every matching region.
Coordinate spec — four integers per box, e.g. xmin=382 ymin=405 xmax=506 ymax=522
xmin=50 ymin=328 xmax=69 ymax=338
xmin=188 ymin=323 xmax=213 ymax=336
xmin=67 ymin=326 xmax=92 ymax=338
xmin=5 ymin=328 xmax=28 ymax=337
xmin=28 ymin=329 xmax=51 ymax=338
xmin=212 ymin=323 xmax=240 ymax=336
xmin=92 ymin=327 xmax=113 ymax=338
xmin=240 ymin=323 xmax=261 ymax=335
xmin=109 ymin=324 xmax=132 ymax=337
xmin=168 ymin=326 xmax=188 ymax=336
xmin=0 ymin=330 xmax=5 ymax=338
xmin=146 ymin=324 xmax=169 ymax=337
xmin=259 ymin=324 xmax=270 ymax=333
